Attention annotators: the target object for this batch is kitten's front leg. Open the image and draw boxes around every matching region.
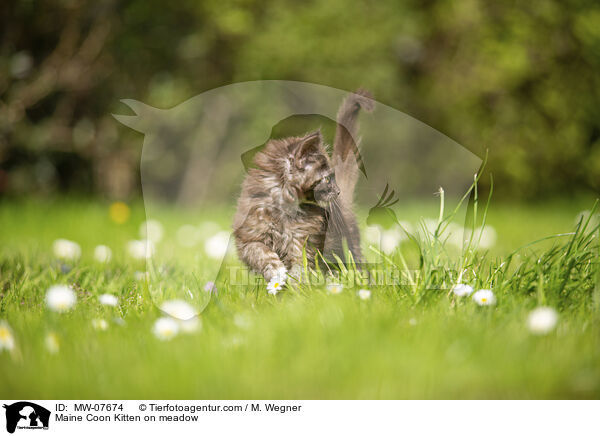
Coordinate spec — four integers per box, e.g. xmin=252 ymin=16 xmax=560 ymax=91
xmin=237 ymin=241 xmax=286 ymax=282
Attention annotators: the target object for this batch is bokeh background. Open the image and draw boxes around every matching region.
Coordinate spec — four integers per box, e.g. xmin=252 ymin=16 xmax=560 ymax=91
xmin=1 ymin=0 xmax=599 ymax=201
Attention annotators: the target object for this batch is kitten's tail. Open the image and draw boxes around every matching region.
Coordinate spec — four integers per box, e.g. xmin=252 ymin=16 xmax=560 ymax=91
xmin=332 ymin=88 xmax=374 ymax=202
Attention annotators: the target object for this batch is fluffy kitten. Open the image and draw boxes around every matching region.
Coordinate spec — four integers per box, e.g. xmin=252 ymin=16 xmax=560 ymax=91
xmin=233 ymin=89 xmax=374 ymax=281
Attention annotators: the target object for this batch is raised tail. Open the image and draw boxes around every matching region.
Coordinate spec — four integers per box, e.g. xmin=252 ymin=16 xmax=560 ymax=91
xmin=332 ymin=88 xmax=374 ymax=203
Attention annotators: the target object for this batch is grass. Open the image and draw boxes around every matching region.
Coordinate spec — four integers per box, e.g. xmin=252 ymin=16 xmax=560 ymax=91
xmin=0 ymin=193 xmax=599 ymax=399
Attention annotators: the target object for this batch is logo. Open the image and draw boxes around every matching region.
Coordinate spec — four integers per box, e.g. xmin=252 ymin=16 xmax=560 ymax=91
xmin=2 ymin=402 xmax=50 ymax=434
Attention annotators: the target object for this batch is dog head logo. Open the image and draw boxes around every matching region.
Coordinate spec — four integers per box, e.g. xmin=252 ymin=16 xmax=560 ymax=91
xmin=3 ymin=402 xmax=50 ymax=434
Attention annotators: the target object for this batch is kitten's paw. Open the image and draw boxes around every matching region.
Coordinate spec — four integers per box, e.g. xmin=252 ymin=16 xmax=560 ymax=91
xmin=263 ymin=263 xmax=287 ymax=282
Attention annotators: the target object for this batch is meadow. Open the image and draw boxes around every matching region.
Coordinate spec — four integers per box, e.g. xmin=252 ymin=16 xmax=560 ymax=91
xmin=0 ymin=193 xmax=599 ymax=399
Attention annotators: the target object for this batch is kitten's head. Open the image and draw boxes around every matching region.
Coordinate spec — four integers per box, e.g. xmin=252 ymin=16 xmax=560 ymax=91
xmin=257 ymin=130 xmax=340 ymax=207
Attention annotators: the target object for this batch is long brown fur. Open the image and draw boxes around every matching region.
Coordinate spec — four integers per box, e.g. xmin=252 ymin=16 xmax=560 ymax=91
xmin=233 ymin=89 xmax=374 ymax=281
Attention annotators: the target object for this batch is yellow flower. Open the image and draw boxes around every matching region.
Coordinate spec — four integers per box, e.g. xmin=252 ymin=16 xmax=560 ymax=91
xmin=92 ymin=319 xmax=109 ymax=331
xmin=109 ymin=202 xmax=130 ymax=224
xmin=357 ymin=289 xmax=371 ymax=300
xmin=327 ymin=283 xmax=344 ymax=295
xmin=153 ymin=317 xmax=179 ymax=341
xmin=472 ymin=289 xmax=496 ymax=306
xmin=0 ymin=321 xmax=15 ymax=352
xmin=45 ymin=332 xmax=60 ymax=354
xmin=46 ymin=285 xmax=77 ymax=312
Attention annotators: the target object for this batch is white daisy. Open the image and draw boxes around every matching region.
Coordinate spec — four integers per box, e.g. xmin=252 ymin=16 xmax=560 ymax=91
xmin=327 ymin=283 xmax=344 ymax=294
xmin=160 ymin=300 xmax=200 ymax=333
xmin=45 ymin=285 xmax=77 ymax=312
xmin=99 ymin=293 xmax=118 ymax=307
xmin=0 ymin=321 xmax=15 ymax=352
xmin=52 ymin=239 xmax=81 ymax=260
xmin=139 ymin=219 xmax=164 ymax=243
xmin=91 ymin=318 xmax=108 ymax=331
xmin=527 ymin=307 xmax=558 ymax=335
xmin=267 ymin=277 xmax=284 ymax=295
xmin=45 ymin=332 xmax=59 ymax=354
xmin=93 ymin=245 xmax=112 ymax=263
xmin=381 ymin=227 xmax=403 ymax=254
xmin=357 ymin=289 xmax=371 ymax=300
xmin=204 ymin=231 xmax=230 ymax=260
xmin=127 ymin=239 xmax=154 ymax=260
xmin=152 ymin=317 xmax=179 ymax=341
xmin=472 ymin=289 xmax=496 ymax=306
xmin=160 ymin=299 xmax=196 ymax=321
xmin=452 ymin=283 xmax=474 ymax=297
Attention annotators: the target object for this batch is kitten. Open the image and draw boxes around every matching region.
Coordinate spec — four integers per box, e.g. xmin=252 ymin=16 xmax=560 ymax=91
xmin=233 ymin=89 xmax=374 ymax=282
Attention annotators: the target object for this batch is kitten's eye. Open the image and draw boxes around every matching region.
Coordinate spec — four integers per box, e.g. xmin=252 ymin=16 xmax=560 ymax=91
xmin=324 ymin=176 xmax=331 ymax=183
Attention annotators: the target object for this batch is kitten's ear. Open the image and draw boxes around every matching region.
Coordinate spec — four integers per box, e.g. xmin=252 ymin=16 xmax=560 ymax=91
xmin=293 ymin=131 xmax=322 ymax=160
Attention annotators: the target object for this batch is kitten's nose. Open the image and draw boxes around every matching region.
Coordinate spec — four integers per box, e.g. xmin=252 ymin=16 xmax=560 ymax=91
xmin=334 ymin=187 xmax=341 ymax=196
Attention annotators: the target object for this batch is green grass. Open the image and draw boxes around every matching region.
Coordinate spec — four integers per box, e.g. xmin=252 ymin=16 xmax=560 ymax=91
xmin=0 ymin=194 xmax=599 ymax=399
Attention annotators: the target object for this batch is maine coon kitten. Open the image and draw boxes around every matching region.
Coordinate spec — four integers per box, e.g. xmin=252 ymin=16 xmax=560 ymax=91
xmin=233 ymin=89 xmax=374 ymax=281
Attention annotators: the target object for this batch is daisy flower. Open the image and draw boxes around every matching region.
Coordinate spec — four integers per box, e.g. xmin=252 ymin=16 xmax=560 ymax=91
xmin=204 ymin=231 xmax=230 ymax=259
xmin=92 ymin=319 xmax=109 ymax=331
xmin=99 ymin=293 xmax=118 ymax=307
xmin=160 ymin=300 xmax=201 ymax=333
xmin=127 ymin=239 xmax=155 ymax=260
xmin=327 ymin=283 xmax=344 ymax=295
xmin=0 ymin=321 xmax=15 ymax=352
xmin=527 ymin=307 xmax=558 ymax=335
xmin=93 ymin=245 xmax=112 ymax=263
xmin=452 ymin=283 xmax=474 ymax=297
xmin=45 ymin=332 xmax=59 ymax=354
xmin=357 ymin=289 xmax=371 ymax=300
xmin=267 ymin=277 xmax=284 ymax=295
xmin=381 ymin=227 xmax=403 ymax=254
xmin=266 ymin=267 xmax=288 ymax=295
xmin=160 ymin=300 xmax=196 ymax=320
xmin=52 ymin=239 xmax=81 ymax=260
xmin=152 ymin=317 xmax=179 ymax=341
xmin=139 ymin=219 xmax=164 ymax=243
xmin=472 ymin=289 xmax=496 ymax=306
xmin=45 ymin=285 xmax=77 ymax=312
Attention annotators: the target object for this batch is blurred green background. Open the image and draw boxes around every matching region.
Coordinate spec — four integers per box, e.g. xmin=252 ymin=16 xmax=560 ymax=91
xmin=1 ymin=0 xmax=599 ymax=200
